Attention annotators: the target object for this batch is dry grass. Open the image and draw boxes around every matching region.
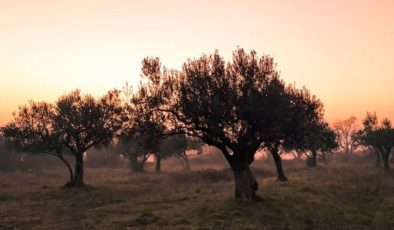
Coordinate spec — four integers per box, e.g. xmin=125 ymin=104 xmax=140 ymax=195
xmin=1 ymin=158 xmax=394 ymax=230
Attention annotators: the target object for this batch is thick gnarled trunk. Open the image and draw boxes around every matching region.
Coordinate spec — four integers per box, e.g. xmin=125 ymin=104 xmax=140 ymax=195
xmin=232 ymin=167 xmax=258 ymax=201
xmin=73 ymin=153 xmax=85 ymax=186
xmin=225 ymin=151 xmax=259 ymax=201
xmin=271 ymin=150 xmax=288 ymax=181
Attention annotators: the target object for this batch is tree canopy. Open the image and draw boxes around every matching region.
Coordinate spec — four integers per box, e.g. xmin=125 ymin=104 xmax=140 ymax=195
xmin=1 ymin=90 xmax=123 ymax=186
xmin=134 ymin=48 xmax=327 ymax=200
xmin=358 ymin=112 xmax=394 ymax=170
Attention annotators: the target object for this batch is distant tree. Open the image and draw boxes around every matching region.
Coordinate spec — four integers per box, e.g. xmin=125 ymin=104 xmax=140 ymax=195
xmin=1 ymin=101 xmax=73 ymax=184
xmin=333 ymin=116 xmax=360 ymax=156
xmin=120 ymin=137 xmax=155 ymax=172
xmin=155 ymin=135 xmax=203 ymax=172
xmin=119 ymin=124 xmax=202 ymax=172
xmin=358 ymin=112 xmax=394 ymax=171
xmin=358 ymin=113 xmax=382 ymax=168
xmin=120 ymin=89 xmax=166 ymax=172
xmin=188 ymin=137 xmax=204 ymax=155
xmin=135 ymin=48 xmax=325 ymax=201
xmin=302 ymin=122 xmax=338 ymax=167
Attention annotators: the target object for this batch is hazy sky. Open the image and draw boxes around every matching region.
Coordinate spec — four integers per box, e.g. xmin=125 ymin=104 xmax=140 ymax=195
xmin=1 ymin=0 xmax=393 ymax=125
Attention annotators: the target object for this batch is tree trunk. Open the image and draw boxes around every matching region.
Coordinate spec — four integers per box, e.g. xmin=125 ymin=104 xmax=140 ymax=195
xmin=73 ymin=153 xmax=85 ymax=186
xmin=321 ymin=152 xmax=327 ymax=165
xmin=307 ymin=151 xmax=317 ymax=167
xmin=271 ymin=150 xmax=288 ymax=181
xmin=130 ymin=155 xmax=138 ymax=172
xmin=130 ymin=155 xmax=145 ymax=172
xmin=175 ymin=155 xmax=185 ymax=169
xmin=138 ymin=157 xmax=148 ymax=171
xmin=382 ymin=151 xmax=390 ymax=171
xmin=155 ymin=156 xmax=161 ymax=172
xmin=232 ymin=167 xmax=258 ymax=201
xmin=375 ymin=151 xmax=382 ymax=168
xmin=183 ymin=151 xmax=191 ymax=171
xmin=58 ymin=154 xmax=74 ymax=185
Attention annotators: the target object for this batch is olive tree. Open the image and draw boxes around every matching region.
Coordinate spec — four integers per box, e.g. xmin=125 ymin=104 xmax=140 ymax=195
xmin=135 ymin=48 xmax=325 ymax=201
xmin=119 ymin=90 xmax=166 ymax=172
xmin=53 ymin=90 xmax=123 ymax=186
xmin=2 ymin=90 xmax=123 ymax=186
xmin=301 ymin=122 xmax=337 ymax=167
xmin=359 ymin=112 xmax=394 ymax=171
xmin=156 ymin=135 xmax=203 ymax=172
xmin=333 ymin=116 xmax=360 ymax=156
xmin=259 ymin=86 xmax=326 ymax=180
xmin=1 ymin=101 xmax=74 ymax=184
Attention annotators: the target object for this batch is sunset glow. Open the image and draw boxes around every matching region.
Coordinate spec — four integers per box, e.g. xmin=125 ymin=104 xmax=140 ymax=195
xmin=1 ymin=0 xmax=393 ymax=125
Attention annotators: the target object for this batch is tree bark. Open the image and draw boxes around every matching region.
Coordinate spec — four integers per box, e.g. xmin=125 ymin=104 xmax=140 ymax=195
xmin=271 ymin=150 xmax=288 ymax=181
xmin=232 ymin=167 xmax=258 ymax=201
xmin=375 ymin=150 xmax=382 ymax=168
xmin=307 ymin=151 xmax=317 ymax=167
xmin=382 ymin=151 xmax=390 ymax=171
xmin=155 ymin=156 xmax=161 ymax=172
xmin=58 ymin=154 xmax=74 ymax=185
xmin=73 ymin=153 xmax=85 ymax=186
xmin=183 ymin=151 xmax=191 ymax=171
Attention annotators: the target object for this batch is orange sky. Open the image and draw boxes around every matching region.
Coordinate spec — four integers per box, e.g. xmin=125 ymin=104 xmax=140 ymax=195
xmin=1 ymin=0 xmax=393 ymax=126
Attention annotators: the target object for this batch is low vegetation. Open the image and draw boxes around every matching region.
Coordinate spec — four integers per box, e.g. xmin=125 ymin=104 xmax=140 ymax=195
xmin=0 ymin=156 xmax=393 ymax=230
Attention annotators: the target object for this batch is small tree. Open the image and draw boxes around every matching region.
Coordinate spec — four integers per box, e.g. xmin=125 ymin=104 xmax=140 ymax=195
xmin=120 ymin=89 xmax=166 ymax=172
xmin=53 ymin=90 xmax=123 ymax=186
xmin=260 ymin=86 xmax=326 ymax=180
xmin=356 ymin=113 xmax=381 ymax=167
xmin=155 ymin=135 xmax=203 ymax=172
xmin=1 ymin=101 xmax=74 ymax=184
xmin=121 ymin=138 xmax=155 ymax=172
xmin=359 ymin=112 xmax=394 ymax=171
xmin=302 ymin=122 xmax=337 ymax=167
xmin=333 ymin=116 xmax=360 ymax=156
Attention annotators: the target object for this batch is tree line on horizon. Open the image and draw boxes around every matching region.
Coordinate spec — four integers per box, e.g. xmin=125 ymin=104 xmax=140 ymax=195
xmin=1 ymin=48 xmax=393 ymax=202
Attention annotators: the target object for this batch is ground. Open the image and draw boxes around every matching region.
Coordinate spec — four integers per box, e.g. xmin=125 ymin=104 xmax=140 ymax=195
xmin=0 ymin=157 xmax=394 ymax=230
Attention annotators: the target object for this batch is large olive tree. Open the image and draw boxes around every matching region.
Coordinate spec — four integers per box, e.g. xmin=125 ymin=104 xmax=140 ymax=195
xmin=136 ymin=48 xmax=325 ymax=201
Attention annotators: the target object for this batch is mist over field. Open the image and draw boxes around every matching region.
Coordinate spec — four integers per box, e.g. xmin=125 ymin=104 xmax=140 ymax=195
xmin=1 ymin=134 xmax=394 ymax=229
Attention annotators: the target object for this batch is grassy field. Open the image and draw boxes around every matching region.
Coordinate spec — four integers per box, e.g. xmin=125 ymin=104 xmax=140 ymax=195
xmin=1 ymin=157 xmax=394 ymax=230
